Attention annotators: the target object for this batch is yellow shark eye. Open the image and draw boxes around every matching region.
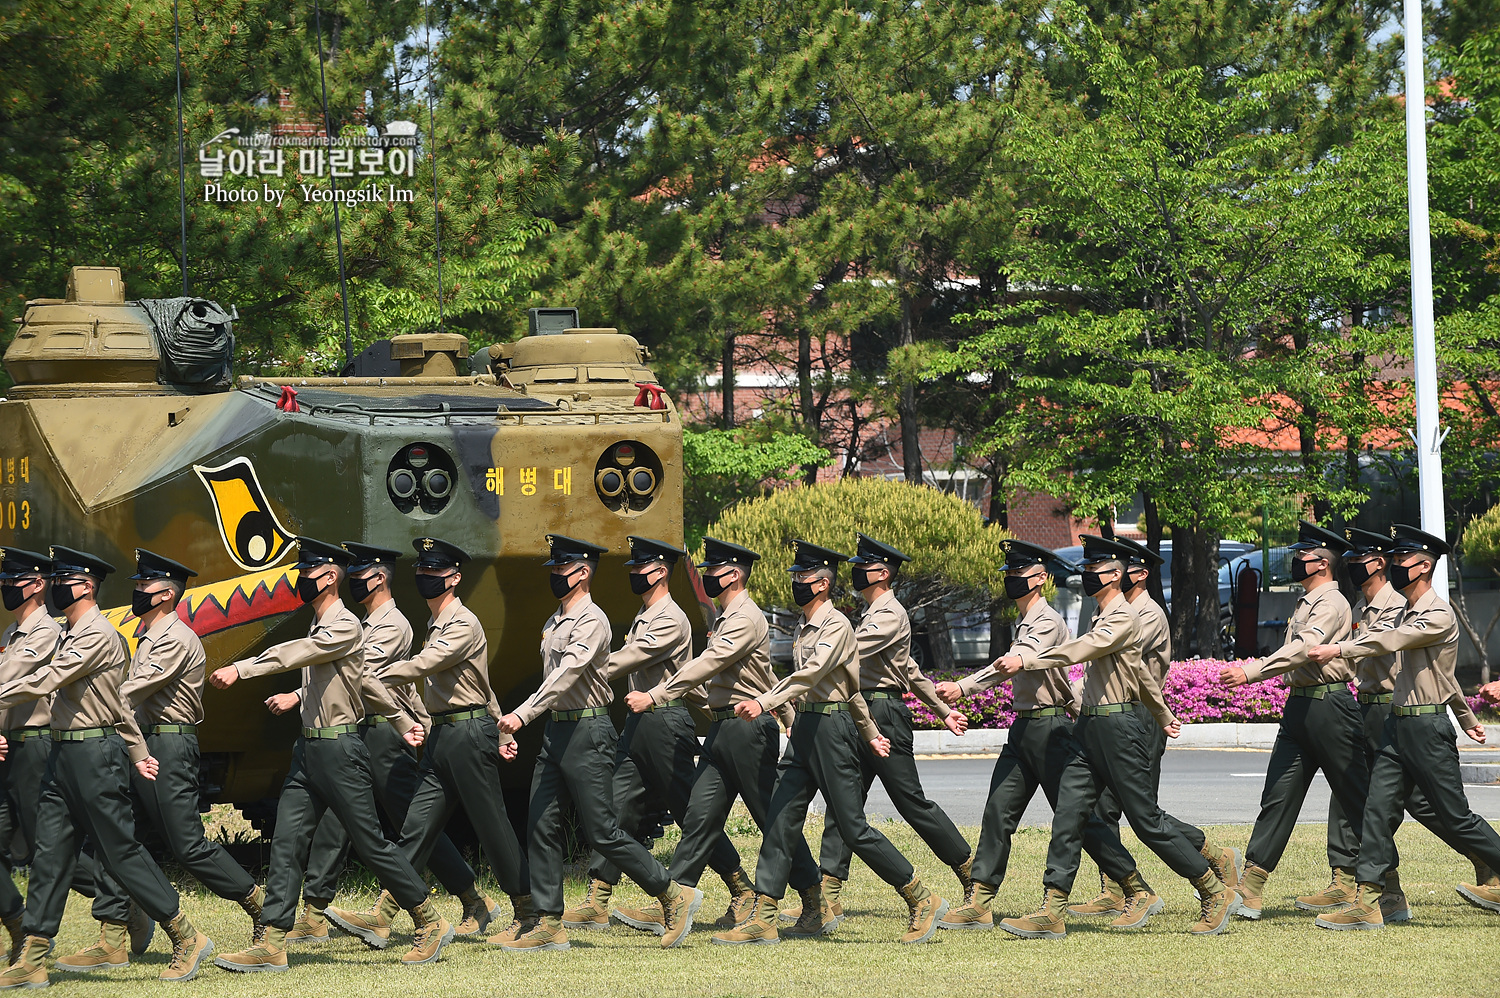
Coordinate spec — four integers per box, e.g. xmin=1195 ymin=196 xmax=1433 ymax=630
xmin=193 ymin=458 xmax=295 ymax=571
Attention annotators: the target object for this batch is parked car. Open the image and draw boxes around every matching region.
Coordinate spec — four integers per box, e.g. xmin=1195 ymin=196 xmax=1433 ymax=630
xmin=1048 ymin=540 xmax=1257 ymax=609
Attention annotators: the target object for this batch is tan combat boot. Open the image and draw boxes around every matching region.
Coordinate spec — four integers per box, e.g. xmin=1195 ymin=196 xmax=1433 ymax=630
xmin=1067 ymin=870 xmax=1126 ymax=915
xmin=953 ymin=853 xmax=975 ymax=905
xmin=659 ymin=882 xmax=704 ymax=949
xmin=1469 ymin=853 xmax=1499 ymax=888
xmin=500 ymin=914 xmax=570 ymax=952
xmin=1295 ymin=867 xmax=1358 ymax=911
xmin=0 ymin=935 xmax=50 ymax=989
xmin=1380 ymin=869 xmax=1411 ymax=923
xmin=1455 ymin=881 xmax=1500 ymax=913
xmin=126 ymin=902 xmax=154 ymax=955
xmin=1235 ymin=862 xmax=1269 ymax=920
xmin=1 ymin=914 xmax=22 ymax=967
xmin=160 ymin=911 xmax=214 ymax=982
xmin=999 ymin=887 xmax=1068 ymax=940
xmin=212 ymin=925 xmax=289 ymax=973
xmin=285 ymin=900 xmax=329 ymax=943
xmin=779 ymin=873 xmax=844 ymax=923
xmin=939 ymin=880 xmax=996 ymax=930
xmin=1189 ymin=870 xmax=1239 ymax=936
xmin=611 ymin=898 xmax=665 ymax=935
xmin=784 ymin=881 xmax=838 ymax=938
xmin=325 ymin=890 xmax=399 ymax=950
xmin=1314 ymin=881 xmax=1384 ymax=931
xmin=401 ymin=900 xmax=454 ymax=965
xmin=715 ymin=868 xmax=756 ymax=929
xmin=897 ymin=877 xmax=948 ymax=944
xmin=55 ymin=920 xmax=129 ymax=971
xmin=1109 ymin=871 xmax=1164 ymax=930
xmin=1201 ymin=841 xmax=1243 ymax=890
xmin=561 ymin=878 xmax=613 ymax=930
xmin=238 ymin=884 xmax=266 ymax=935
xmin=711 ymin=894 xmax=780 ymax=946
xmin=455 ymin=887 xmax=500 ymax=936
xmin=486 ymin=894 xmax=537 ymax=946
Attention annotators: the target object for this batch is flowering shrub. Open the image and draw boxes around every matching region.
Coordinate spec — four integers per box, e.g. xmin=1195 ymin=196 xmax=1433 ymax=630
xmin=1467 ymin=694 xmax=1500 ymax=722
xmin=907 ymin=658 xmax=1297 ymax=730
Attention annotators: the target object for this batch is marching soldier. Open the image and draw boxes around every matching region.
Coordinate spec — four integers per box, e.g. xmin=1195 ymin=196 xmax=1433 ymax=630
xmin=616 ymin=538 xmax=820 ymax=936
xmin=1068 ymin=536 xmax=1239 ymax=915
xmin=293 ymin=542 xmax=501 ymax=944
xmin=796 ymin=534 xmax=972 ymax=926
xmin=497 ymin=535 xmax=703 ymax=952
xmin=65 ymin=551 xmax=264 ymax=971
xmin=326 ymin=537 xmax=530 ymax=948
xmin=0 ymin=548 xmax=98 ymax=958
xmin=0 ymin=546 xmax=213 ymax=987
xmin=1218 ymin=521 xmax=1370 ymax=919
xmin=563 ymin=536 xmax=747 ymax=933
xmin=711 ymin=540 xmax=947 ymax=946
xmin=1309 ymin=525 xmax=1500 ymax=928
xmin=987 ymin=535 xmax=1240 ymax=938
xmin=935 ymin=539 xmax=1148 ymax=931
xmin=209 ymin=538 xmax=453 ymax=972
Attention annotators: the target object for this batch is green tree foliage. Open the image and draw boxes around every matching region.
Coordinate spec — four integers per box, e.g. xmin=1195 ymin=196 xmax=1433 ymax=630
xmin=681 ymin=428 xmax=829 ymax=548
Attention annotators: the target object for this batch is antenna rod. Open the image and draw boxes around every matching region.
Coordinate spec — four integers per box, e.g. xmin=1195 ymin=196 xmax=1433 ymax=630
xmin=313 ymin=0 xmax=354 ymax=370
xmin=423 ymin=0 xmax=444 ymax=330
xmin=172 ymin=0 xmax=189 ymax=296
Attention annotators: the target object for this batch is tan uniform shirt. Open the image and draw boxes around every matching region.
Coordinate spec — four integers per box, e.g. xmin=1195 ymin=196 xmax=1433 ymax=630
xmin=1241 ymin=582 xmax=1353 ymax=686
xmin=379 ymin=599 xmax=505 ymax=741
xmin=235 ymin=600 xmax=414 ymax=735
xmin=756 ymin=600 xmax=880 ymax=742
xmin=602 ymin=596 xmax=695 ymax=700
xmin=357 ymin=600 xmax=426 ymax=728
xmin=1017 ymin=594 xmax=1176 ymax=730
xmin=120 ymin=613 xmax=206 ymax=726
xmin=514 ymin=596 xmax=613 ymax=725
xmin=854 ymin=590 xmax=949 ymax=718
xmin=1132 ymin=595 xmax=1173 ymax=691
xmin=0 ymin=606 xmax=148 ymax=763
xmin=1349 ymin=583 xmax=1405 ymax=694
xmin=649 ymin=591 xmax=785 ymax=717
xmin=958 ymin=599 xmax=1073 ymax=712
xmin=0 ymin=607 xmax=60 ymax=729
xmin=1337 ymin=589 xmax=1479 ymax=730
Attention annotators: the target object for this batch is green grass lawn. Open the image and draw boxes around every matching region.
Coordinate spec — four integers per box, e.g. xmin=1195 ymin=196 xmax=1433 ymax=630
xmin=21 ymin=809 xmax=1500 ymax=998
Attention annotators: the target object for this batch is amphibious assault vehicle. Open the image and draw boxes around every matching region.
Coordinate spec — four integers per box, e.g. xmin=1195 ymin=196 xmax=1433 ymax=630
xmin=0 ymin=266 xmax=702 ymax=817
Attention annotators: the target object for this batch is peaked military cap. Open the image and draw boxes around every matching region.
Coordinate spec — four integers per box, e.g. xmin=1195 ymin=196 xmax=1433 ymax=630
xmin=294 ymin=537 xmax=354 ymax=571
xmin=131 ymin=549 xmax=198 ymax=583
xmin=624 ymin=536 xmax=685 ymax=567
xmin=699 ymin=537 xmax=760 ymax=569
xmin=787 ymin=539 xmax=847 ymax=574
xmin=1289 ymin=520 xmax=1352 ymax=554
xmin=1343 ymin=528 xmax=1391 ymax=558
xmin=49 ymin=545 xmax=115 ymax=580
xmin=1388 ymin=523 xmax=1451 ymax=557
xmin=543 ymin=534 xmax=606 ymax=566
xmin=1001 ymin=538 xmax=1054 ymax=571
xmin=342 ymin=542 xmax=404 ymax=573
xmin=413 ymin=537 xmax=468 ymax=570
xmin=1116 ymin=536 xmax=1165 ymax=568
xmin=849 ymin=533 xmax=911 ymax=567
xmin=0 ymin=548 xmax=51 ymax=581
xmin=1078 ymin=535 xmax=1136 ymax=565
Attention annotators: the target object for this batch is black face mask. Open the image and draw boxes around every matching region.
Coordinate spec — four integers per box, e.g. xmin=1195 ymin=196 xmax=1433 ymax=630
xmin=1347 ymin=560 xmax=1378 ymax=586
xmin=296 ymin=576 xmax=324 ymax=604
xmin=415 ymin=573 xmax=451 ymax=600
xmin=1291 ymin=557 xmax=1318 ymax=583
xmin=132 ymin=589 xmax=165 ymax=618
xmin=1004 ymin=575 xmax=1036 ymax=600
xmin=1080 ymin=571 xmax=1109 ymax=597
xmin=702 ymin=573 xmax=728 ymax=598
xmin=629 ymin=570 xmax=659 ymax=595
xmin=1 ymin=584 xmax=28 ymax=612
xmin=791 ymin=580 xmax=819 ymax=607
xmin=852 ymin=567 xmax=881 ymax=591
xmin=349 ymin=575 xmax=377 ymax=603
xmin=550 ymin=570 xmax=581 ymax=599
xmin=48 ymin=581 xmax=84 ymax=613
xmin=1389 ymin=561 xmax=1423 ymax=591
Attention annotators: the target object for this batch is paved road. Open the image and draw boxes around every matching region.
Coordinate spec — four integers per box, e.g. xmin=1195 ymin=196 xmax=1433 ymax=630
xmin=811 ymin=749 xmax=1500 ymax=827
